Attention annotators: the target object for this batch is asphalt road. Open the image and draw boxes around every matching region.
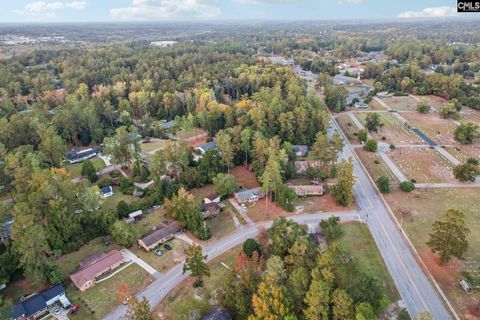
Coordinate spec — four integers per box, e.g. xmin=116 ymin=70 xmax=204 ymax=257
xmin=103 ymin=211 xmax=359 ymax=320
xmin=331 ymin=118 xmax=453 ymax=319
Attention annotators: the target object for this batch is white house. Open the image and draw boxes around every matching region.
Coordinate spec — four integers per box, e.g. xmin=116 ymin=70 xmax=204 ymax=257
xmin=204 ymin=193 xmax=221 ymax=204
xmin=234 ymin=188 xmax=265 ymax=204
xmin=100 ymin=186 xmax=114 ymax=199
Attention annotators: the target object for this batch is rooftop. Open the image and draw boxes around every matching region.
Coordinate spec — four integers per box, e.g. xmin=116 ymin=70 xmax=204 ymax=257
xmin=140 ymin=221 xmax=181 ymax=247
xmin=70 ymin=250 xmax=124 ymax=289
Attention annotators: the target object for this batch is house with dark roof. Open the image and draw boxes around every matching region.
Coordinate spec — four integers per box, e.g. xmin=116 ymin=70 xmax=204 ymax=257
xmin=201 ymin=202 xmax=222 ymax=219
xmin=292 ymin=145 xmax=308 ymax=157
xmin=100 ymin=186 xmax=114 ymax=199
xmin=12 ymin=284 xmax=70 ymax=320
xmin=195 ymin=141 xmax=218 ymax=154
xmin=138 ymin=221 xmax=181 ymax=251
xmin=70 ymin=250 xmax=125 ymax=292
xmin=0 ymin=216 xmax=13 ymax=239
xmin=65 ymin=147 xmax=101 ymax=164
xmin=161 ymin=120 xmax=176 ymax=129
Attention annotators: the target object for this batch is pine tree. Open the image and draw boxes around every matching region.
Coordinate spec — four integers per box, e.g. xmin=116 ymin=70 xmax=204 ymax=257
xmin=183 ymin=245 xmax=210 ymax=287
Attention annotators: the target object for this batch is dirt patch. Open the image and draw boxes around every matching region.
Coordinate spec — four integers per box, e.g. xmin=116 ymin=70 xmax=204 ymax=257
xmin=403 ymin=112 xmax=458 ymax=145
xmin=461 ymin=108 xmax=480 ymax=126
xmin=355 ymin=148 xmax=398 ymax=183
xmin=231 ymin=166 xmax=260 ymax=189
xmin=247 ymin=197 xmax=289 ymax=222
xmin=388 ymin=147 xmax=456 ymax=183
xmin=336 ymin=113 xmax=361 ymax=144
xmin=444 ymin=146 xmax=480 ymax=163
xmin=298 ymin=193 xmax=356 ymax=214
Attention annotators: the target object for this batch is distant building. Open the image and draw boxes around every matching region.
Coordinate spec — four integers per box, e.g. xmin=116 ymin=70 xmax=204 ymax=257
xmin=70 ymin=250 xmax=125 ymax=292
xmin=65 ymin=148 xmax=101 ymax=164
xmin=12 ymin=284 xmax=71 ymax=320
xmin=0 ymin=216 xmax=13 ymax=239
xmin=292 ymin=145 xmax=308 ymax=157
xmin=354 ymin=102 xmax=368 ymax=108
xmin=201 ymin=202 xmax=222 ymax=219
xmin=126 ymin=210 xmax=143 ymax=224
xmin=161 ymin=120 xmax=176 ymax=130
xmin=100 ymin=186 xmax=114 ymax=199
xmin=138 ymin=220 xmax=181 ymax=251
xmin=333 ymin=74 xmax=361 ymax=86
xmin=195 ymin=141 xmax=218 ymax=154
xmin=234 ymin=187 xmax=265 ymax=204
xmin=289 ymin=185 xmax=324 ymax=197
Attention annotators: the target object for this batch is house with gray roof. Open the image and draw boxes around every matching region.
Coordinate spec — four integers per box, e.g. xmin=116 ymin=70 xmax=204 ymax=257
xmin=234 ymin=187 xmax=265 ymax=204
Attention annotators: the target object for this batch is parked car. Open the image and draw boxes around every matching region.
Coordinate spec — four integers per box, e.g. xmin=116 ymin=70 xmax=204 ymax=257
xmin=53 ymin=307 xmax=61 ymax=315
xmin=69 ymin=304 xmax=79 ymax=315
xmin=154 ymin=248 xmax=165 ymax=256
xmin=164 ymin=243 xmax=173 ymax=251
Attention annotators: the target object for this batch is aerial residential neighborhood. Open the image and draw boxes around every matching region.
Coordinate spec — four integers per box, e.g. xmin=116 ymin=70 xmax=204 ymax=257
xmin=0 ymin=1 xmax=480 ymax=320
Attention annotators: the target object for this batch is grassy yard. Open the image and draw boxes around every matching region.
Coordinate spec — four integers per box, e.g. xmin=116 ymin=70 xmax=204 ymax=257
xmin=336 ymin=113 xmax=361 ymax=144
xmin=131 ymin=238 xmax=190 ymax=273
xmin=140 ymin=139 xmax=172 ymax=154
xmin=57 ymin=237 xmax=121 ymax=276
xmin=385 ymin=188 xmax=480 ymax=318
xmin=378 ymin=96 xmax=418 ymax=111
xmin=65 ymin=158 xmax=106 ymax=179
xmin=131 ymin=208 xmax=167 ymax=236
xmin=355 ymin=148 xmax=398 ymax=184
xmin=174 ymin=128 xmax=208 ymax=141
xmin=444 ymin=145 xmax=480 ymax=163
xmin=334 ymin=222 xmax=400 ymax=303
xmin=152 ymin=246 xmax=242 ymax=320
xmin=190 ymin=184 xmax=217 ymax=205
xmin=231 ymin=166 xmax=260 ymax=189
xmin=297 ymin=193 xmax=355 ymax=214
xmin=224 ymin=201 xmax=247 ymax=225
xmin=100 ymin=187 xmax=139 ymax=211
xmin=67 ymin=264 xmax=154 ymax=319
xmin=206 ymin=210 xmax=237 ymax=240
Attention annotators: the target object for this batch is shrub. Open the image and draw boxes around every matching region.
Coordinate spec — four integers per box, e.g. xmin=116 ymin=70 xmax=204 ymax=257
xmin=81 ymin=160 xmax=98 ymax=183
xmin=399 ymin=181 xmax=415 ymax=192
xmin=243 ymin=239 xmax=261 ymax=257
xmin=389 ymin=144 xmax=396 ymax=149
xmin=376 ymin=175 xmax=391 ymax=193
xmin=467 ymin=157 xmax=479 ymax=166
xmin=357 ymin=129 xmax=368 ymax=143
xmin=364 ymin=139 xmax=378 ymax=152
xmin=416 ymin=101 xmax=430 ymax=114
xmin=97 ymin=178 xmax=113 ymax=188
xmin=374 ymin=159 xmax=380 ymax=164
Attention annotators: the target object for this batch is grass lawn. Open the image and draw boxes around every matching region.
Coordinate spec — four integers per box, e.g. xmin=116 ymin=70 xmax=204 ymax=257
xmin=190 ymin=184 xmax=217 ymax=205
xmin=297 ymin=193 xmax=355 ymax=214
xmin=355 ymin=112 xmax=422 ymax=145
xmin=224 ymin=201 xmax=247 ymax=225
xmin=247 ymin=197 xmax=289 ymax=222
xmin=67 ymin=264 xmax=154 ymax=319
xmin=378 ymin=96 xmax=418 ymax=111
xmin=384 ymin=188 xmax=480 ymax=318
xmin=57 ymin=237 xmax=121 ymax=276
xmin=334 ymin=222 xmax=400 ymax=303
xmin=206 ymin=210 xmax=236 ymax=240
xmin=355 ymin=148 xmax=398 ymax=184
xmin=417 ymin=95 xmax=447 ymax=110
xmin=336 ymin=113 xmax=361 ymax=144
xmin=460 ymin=107 xmax=480 ymax=125
xmin=131 ymin=238 xmax=190 ymax=273
xmin=231 ymin=166 xmax=260 ymax=189
xmin=131 ymin=208 xmax=167 ymax=236
xmin=152 ymin=246 xmax=242 ymax=320
xmin=100 ymin=187 xmax=139 ymax=211
xmin=141 ymin=139 xmax=172 ymax=154
xmin=65 ymin=158 xmax=106 ymax=179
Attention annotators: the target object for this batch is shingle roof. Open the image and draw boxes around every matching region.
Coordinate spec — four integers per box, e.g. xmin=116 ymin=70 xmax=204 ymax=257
xmin=70 ymin=250 xmax=124 ymax=289
xmin=197 ymin=141 xmax=217 ymax=152
xmin=140 ymin=221 xmax=181 ymax=247
xmin=100 ymin=186 xmax=113 ymax=195
xmin=41 ymin=284 xmax=65 ymax=302
xmin=234 ymin=187 xmax=264 ymax=202
xmin=12 ymin=284 xmax=66 ymax=319
xmin=66 ymin=148 xmax=101 ymax=161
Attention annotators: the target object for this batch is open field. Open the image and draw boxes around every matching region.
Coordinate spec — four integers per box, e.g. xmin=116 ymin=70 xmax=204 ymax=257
xmin=385 ymin=188 xmax=480 ymax=319
xmin=444 ymin=145 xmax=480 ymax=163
xmin=403 ymin=112 xmax=458 ymax=145
xmin=205 ymin=210 xmax=237 ymax=240
xmin=65 ymin=157 xmax=106 ymax=179
xmin=355 ymin=148 xmax=398 ymax=184
xmin=336 ymin=113 xmax=361 ymax=144
xmin=140 ymin=139 xmax=171 ymax=154
xmin=131 ymin=238 xmax=189 ymax=273
xmin=388 ymin=147 xmax=456 ymax=183
xmin=231 ymin=166 xmax=260 ymax=189
xmin=152 ymin=246 xmax=242 ymax=320
xmin=174 ymin=128 xmax=208 ymax=141
xmin=67 ymin=264 xmax=154 ymax=319
xmin=378 ymin=96 xmax=418 ymax=111
xmin=297 ymin=192 xmax=356 ymax=214
xmin=334 ymin=222 xmax=400 ymax=303
xmin=355 ymin=112 xmax=423 ymax=145
xmin=417 ymin=95 xmax=447 ymax=110
xmin=247 ymin=197 xmax=289 ymax=222
xmin=100 ymin=187 xmax=139 ymax=211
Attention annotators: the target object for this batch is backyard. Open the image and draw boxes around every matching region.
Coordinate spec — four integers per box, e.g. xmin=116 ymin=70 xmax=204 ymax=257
xmin=388 ymin=147 xmax=456 ymax=183
xmin=385 ymin=188 xmax=480 ymax=319
xmin=131 ymin=238 xmax=190 ymax=273
xmin=100 ymin=186 xmax=139 ymax=211
xmin=378 ymin=96 xmax=419 ymax=111
xmin=231 ymin=166 xmax=260 ymax=189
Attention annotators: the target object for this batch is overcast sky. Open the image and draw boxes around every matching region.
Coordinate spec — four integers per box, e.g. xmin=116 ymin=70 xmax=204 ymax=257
xmin=0 ymin=0 xmax=466 ymax=22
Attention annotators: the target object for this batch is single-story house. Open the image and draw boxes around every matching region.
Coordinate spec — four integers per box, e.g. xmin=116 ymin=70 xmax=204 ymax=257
xmin=201 ymin=202 xmax=222 ymax=219
xmin=126 ymin=210 xmax=143 ymax=223
xmin=195 ymin=141 xmax=218 ymax=155
xmin=234 ymin=187 xmax=266 ymax=204
xmin=138 ymin=221 xmax=181 ymax=251
xmin=100 ymin=186 xmax=114 ymax=199
xmin=354 ymin=102 xmax=368 ymax=109
xmin=12 ymin=284 xmax=71 ymax=320
xmin=70 ymin=250 xmax=125 ymax=292
xmin=0 ymin=216 xmax=13 ymax=239
xmin=204 ymin=193 xmax=221 ymax=204
xmin=293 ymin=145 xmax=308 ymax=157
xmin=289 ymin=185 xmax=324 ymax=197
xmin=202 ymin=308 xmax=233 ymax=320
xmin=65 ymin=147 xmax=101 ymax=164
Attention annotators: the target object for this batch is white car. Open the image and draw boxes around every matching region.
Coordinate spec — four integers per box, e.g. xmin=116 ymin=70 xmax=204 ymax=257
xmin=53 ymin=307 xmax=61 ymax=315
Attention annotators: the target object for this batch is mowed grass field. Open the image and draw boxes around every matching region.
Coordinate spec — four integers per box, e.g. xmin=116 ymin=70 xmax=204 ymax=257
xmin=385 ymin=188 xmax=480 ymax=318
xmin=336 ymin=113 xmax=361 ymax=144
xmin=65 ymin=157 xmax=106 ymax=179
xmin=355 ymin=148 xmax=398 ymax=184
xmin=378 ymin=96 xmax=418 ymax=111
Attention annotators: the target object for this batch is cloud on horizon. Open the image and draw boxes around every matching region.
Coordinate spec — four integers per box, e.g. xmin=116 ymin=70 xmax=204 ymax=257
xmin=14 ymin=1 xmax=87 ymax=18
xmin=397 ymin=6 xmax=457 ymax=18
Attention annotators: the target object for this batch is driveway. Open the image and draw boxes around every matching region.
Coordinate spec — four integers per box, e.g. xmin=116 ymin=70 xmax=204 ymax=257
xmin=228 ymin=198 xmax=253 ymax=225
xmin=121 ymin=249 xmax=161 ymax=279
